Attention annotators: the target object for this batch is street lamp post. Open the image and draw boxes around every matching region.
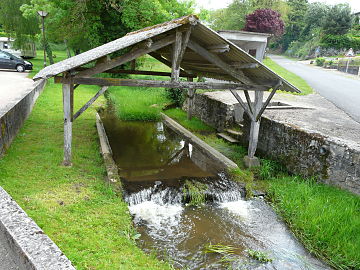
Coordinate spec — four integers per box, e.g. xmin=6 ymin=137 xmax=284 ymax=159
xmin=37 ymin=10 xmax=48 ymax=68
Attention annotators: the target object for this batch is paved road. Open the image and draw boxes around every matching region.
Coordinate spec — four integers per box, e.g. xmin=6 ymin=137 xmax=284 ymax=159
xmin=0 ymin=70 xmax=33 ymax=117
xmin=269 ymin=55 xmax=360 ymax=122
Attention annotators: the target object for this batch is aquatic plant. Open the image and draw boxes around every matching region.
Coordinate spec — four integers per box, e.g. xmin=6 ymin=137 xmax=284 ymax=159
xmin=204 ymin=244 xmax=237 ymax=266
xmin=204 ymin=244 xmax=236 ymax=255
xmin=182 ymin=180 xmax=208 ymax=206
xmin=247 ymin=249 xmax=273 ymax=263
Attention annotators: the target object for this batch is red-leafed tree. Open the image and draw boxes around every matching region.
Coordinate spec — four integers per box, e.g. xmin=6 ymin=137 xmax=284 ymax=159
xmin=244 ymin=9 xmax=284 ymax=36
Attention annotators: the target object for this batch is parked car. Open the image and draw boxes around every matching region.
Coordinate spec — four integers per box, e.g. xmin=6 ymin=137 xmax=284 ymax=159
xmin=0 ymin=50 xmax=33 ymax=72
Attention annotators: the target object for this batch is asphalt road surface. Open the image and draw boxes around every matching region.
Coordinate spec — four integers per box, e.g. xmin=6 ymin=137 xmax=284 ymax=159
xmin=269 ymin=55 xmax=360 ymax=123
xmin=0 ymin=70 xmax=33 ymax=117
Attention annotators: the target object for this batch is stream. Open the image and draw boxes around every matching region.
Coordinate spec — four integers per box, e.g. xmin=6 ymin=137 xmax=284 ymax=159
xmin=101 ymin=110 xmax=330 ymax=270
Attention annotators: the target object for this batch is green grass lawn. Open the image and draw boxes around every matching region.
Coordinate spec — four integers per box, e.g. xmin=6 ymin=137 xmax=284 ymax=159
xmin=263 ymin=57 xmax=313 ymax=95
xmin=0 ymin=53 xmax=171 ymax=269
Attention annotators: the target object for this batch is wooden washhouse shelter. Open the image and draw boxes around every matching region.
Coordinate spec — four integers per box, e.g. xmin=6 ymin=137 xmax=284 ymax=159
xmin=33 ymin=15 xmax=300 ymax=167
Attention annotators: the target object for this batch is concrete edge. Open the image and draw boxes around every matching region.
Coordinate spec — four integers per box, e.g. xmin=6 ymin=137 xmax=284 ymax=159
xmin=0 ymin=187 xmax=76 ymax=270
xmin=95 ymin=113 xmax=121 ymax=189
xmin=0 ymin=79 xmax=47 ymax=157
xmin=160 ymin=112 xmax=238 ymax=171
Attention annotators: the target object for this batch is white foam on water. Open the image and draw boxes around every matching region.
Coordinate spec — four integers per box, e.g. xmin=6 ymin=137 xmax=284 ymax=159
xmin=219 ymin=200 xmax=251 ymax=219
xmin=129 ymin=201 xmax=184 ymax=227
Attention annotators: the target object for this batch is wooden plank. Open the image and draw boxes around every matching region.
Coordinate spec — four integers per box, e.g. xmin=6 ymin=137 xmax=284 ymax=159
xmin=256 ymin=80 xmax=282 ymax=121
xmin=73 ymin=86 xmax=109 ymax=121
xmin=62 ymin=73 xmax=74 ymax=166
xmin=76 ymin=35 xmax=176 ymax=77
xmin=187 ymin=39 xmax=254 ymax=85
xmin=55 ymin=76 xmax=270 ymax=92
xmin=171 ymin=29 xmax=183 ymax=81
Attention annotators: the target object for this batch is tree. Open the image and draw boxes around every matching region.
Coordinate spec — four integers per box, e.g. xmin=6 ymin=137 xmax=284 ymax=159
xmin=244 ymin=9 xmax=284 ymax=36
xmin=301 ymin=2 xmax=329 ymax=38
xmin=322 ymin=4 xmax=353 ymax=35
xmin=280 ymin=0 xmax=308 ymax=50
xmin=0 ymin=0 xmax=39 ymax=48
xmin=209 ymin=0 xmax=253 ymax=30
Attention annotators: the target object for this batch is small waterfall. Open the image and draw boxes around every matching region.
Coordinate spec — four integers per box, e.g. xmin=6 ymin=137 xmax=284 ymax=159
xmin=124 ymin=173 xmax=244 ymax=207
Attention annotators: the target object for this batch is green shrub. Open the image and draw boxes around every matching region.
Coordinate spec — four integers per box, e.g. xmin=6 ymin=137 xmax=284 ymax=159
xmin=165 ymin=88 xmax=185 ymax=107
xmin=315 ymin=57 xmax=326 ymax=66
xmin=320 ymin=34 xmax=360 ymax=51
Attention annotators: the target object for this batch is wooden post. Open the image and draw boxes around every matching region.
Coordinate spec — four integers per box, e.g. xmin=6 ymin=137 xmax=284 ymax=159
xmin=244 ymin=90 xmax=263 ymax=167
xmin=187 ymin=77 xmax=196 ymax=120
xmin=171 ymin=30 xmax=183 ymax=82
xmin=62 ymin=72 xmax=74 ymax=166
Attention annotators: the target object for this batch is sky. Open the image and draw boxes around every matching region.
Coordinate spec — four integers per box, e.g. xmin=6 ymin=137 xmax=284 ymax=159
xmin=194 ymin=0 xmax=360 ymax=13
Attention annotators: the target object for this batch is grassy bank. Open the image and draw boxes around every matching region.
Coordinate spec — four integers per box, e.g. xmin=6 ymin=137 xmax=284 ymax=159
xmin=263 ymin=57 xmax=313 ymax=95
xmin=164 ymin=108 xmax=360 ymax=270
xmin=0 ymin=80 xmax=171 ymax=270
xmin=107 ymin=56 xmax=171 ymax=121
xmin=268 ymin=177 xmax=360 ymax=269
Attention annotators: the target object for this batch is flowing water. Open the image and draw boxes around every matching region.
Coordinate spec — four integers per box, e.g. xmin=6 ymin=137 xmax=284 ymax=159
xmin=101 ymin=110 xmax=330 ymax=270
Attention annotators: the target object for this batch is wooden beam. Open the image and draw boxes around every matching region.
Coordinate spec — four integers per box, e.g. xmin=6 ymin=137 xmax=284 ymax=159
xmin=62 ymin=72 xmax=74 ymax=166
xmin=187 ymin=39 xmax=254 ymax=85
xmin=207 ymin=44 xmax=230 ymax=53
xmin=76 ymin=35 xmax=176 ymax=77
xmin=256 ymin=80 xmax=283 ymax=121
xmin=244 ymin=90 xmax=254 ymax=114
xmin=73 ymin=86 xmax=109 ymax=121
xmin=55 ymin=76 xmax=270 ymax=92
xmin=74 ymin=67 xmax=196 ymax=78
xmin=171 ymin=29 xmax=183 ymax=81
xmin=148 ymin=52 xmax=194 ymax=77
xmin=178 ymin=26 xmax=193 ymax=62
xmin=229 ymin=90 xmax=254 ymax=120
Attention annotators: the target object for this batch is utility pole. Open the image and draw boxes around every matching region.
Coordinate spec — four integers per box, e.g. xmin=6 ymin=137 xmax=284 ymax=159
xmin=37 ymin=11 xmax=48 ymax=68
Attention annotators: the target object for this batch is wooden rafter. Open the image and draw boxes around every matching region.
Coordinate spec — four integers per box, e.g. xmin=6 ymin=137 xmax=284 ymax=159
xmin=187 ymin=39 xmax=254 ymax=85
xmin=75 ymin=35 xmax=176 ymax=78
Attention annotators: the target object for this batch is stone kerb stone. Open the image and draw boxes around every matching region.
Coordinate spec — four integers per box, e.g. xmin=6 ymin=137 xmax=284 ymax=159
xmin=0 ymin=187 xmax=76 ymax=270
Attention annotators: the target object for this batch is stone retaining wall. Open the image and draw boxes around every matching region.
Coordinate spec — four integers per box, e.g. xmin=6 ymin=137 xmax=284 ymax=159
xmin=190 ymin=93 xmax=243 ymax=131
xmin=190 ymin=93 xmax=360 ymax=195
xmin=241 ymin=115 xmax=360 ymax=194
xmin=0 ymin=79 xmax=46 ymax=157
